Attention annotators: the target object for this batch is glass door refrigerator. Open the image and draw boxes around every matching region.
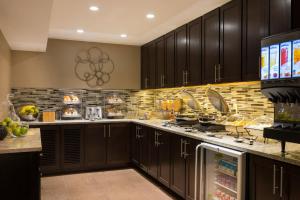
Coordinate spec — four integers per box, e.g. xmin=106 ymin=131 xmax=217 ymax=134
xmin=195 ymin=143 xmax=246 ymax=200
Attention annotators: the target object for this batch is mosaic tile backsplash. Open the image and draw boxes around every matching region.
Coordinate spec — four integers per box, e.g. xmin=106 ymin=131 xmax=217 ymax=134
xmin=10 ymin=81 xmax=274 ymax=120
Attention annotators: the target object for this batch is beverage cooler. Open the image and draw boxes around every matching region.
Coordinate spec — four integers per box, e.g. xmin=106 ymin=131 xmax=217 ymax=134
xmin=195 ymin=143 xmax=246 ymax=200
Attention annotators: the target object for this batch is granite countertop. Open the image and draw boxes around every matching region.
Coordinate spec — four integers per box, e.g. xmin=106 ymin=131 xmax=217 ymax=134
xmin=28 ymin=119 xmax=300 ymax=167
xmin=0 ymin=128 xmax=42 ymax=154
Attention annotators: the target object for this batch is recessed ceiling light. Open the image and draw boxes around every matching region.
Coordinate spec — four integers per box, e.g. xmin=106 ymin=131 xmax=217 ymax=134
xmin=146 ymin=13 xmax=155 ymax=19
xmin=76 ymin=29 xmax=84 ymax=34
xmin=120 ymin=34 xmax=127 ymax=38
xmin=89 ymin=6 xmax=99 ymax=11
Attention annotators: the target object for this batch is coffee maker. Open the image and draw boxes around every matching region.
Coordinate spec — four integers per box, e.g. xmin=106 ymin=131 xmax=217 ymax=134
xmin=261 ymin=30 xmax=300 ymax=154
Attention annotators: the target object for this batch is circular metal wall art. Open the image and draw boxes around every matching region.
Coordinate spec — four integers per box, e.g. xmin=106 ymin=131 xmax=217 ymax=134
xmin=74 ymin=47 xmax=115 ymax=88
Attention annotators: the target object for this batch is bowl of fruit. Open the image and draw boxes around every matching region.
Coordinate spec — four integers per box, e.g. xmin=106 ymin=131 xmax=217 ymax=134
xmin=18 ymin=105 xmax=39 ymax=121
xmin=0 ymin=117 xmax=29 ymax=137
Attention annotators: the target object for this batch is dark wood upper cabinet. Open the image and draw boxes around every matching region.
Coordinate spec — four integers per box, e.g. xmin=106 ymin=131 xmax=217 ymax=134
xmin=107 ymin=123 xmax=130 ymax=165
xmin=84 ymin=124 xmax=106 ymax=169
xmin=155 ymin=37 xmax=166 ymax=88
xmin=187 ymin=17 xmax=202 ymax=86
xmin=141 ymin=43 xmax=155 ymax=89
xmin=269 ymin=0 xmax=292 ymax=35
xmin=202 ymin=8 xmax=220 ymax=84
xmin=175 ymin=25 xmax=188 ymax=87
xmin=242 ymin=0 xmax=269 ymax=81
xmin=220 ymin=0 xmax=242 ymax=83
xmin=292 ymin=0 xmax=300 ymax=29
xmin=165 ymin=31 xmax=175 ymax=88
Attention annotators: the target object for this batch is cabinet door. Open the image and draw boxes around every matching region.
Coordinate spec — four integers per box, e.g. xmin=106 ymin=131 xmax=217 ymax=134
xmin=202 ymin=8 xmax=220 ymax=84
xmin=285 ymin=163 xmax=300 ymax=200
xmin=148 ymin=129 xmax=158 ymax=178
xmin=175 ymin=25 xmax=188 ymax=87
xmin=157 ymin=131 xmax=171 ymax=188
xmin=292 ymin=0 xmax=300 ymax=29
xmin=84 ymin=124 xmax=106 ymax=169
xmin=170 ymin=134 xmax=186 ymax=198
xmin=131 ymin=125 xmax=140 ymax=165
xmin=148 ymin=42 xmax=156 ymax=89
xmin=155 ymin=37 xmax=165 ymax=88
xmin=39 ymin=126 xmax=60 ymax=174
xmin=107 ymin=123 xmax=130 ymax=165
xmin=249 ymin=155 xmax=281 ymax=200
xmin=220 ymin=0 xmax=242 ymax=83
xmin=269 ymin=0 xmax=292 ymax=35
xmin=185 ymin=139 xmax=198 ymax=200
xmin=139 ymin=126 xmax=149 ymax=171
xmin=165 ymin=31 xmax=175 ymax=88
xmin=188 ymin=17 xmax=202 ymax=86
xmin=61 ymin=125 xmax=84 ymax=171
xmin=242 ymin=0 xmax=268 ymax=81
xmin=141 ymin=45 xmax=149 ymax=89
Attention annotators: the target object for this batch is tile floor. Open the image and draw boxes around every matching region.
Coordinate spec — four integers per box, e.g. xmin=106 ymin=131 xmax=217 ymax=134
xmin=41 ymin=169 xmax=177 ymax=200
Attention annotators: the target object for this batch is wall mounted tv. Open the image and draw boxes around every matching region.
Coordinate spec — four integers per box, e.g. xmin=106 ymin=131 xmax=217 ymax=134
xmin=261 ymin=30 xmax=300 ymax=81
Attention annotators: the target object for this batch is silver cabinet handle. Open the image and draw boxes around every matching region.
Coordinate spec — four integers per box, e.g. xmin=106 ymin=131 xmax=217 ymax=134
xmin=194 ymin=144 xmax=202 ymax=200
xmin=273 ymin=165 xmax=279 ymax=195
xmin=183 ymin=141 xmax=190 ymax=159
xmin=185 ymin=71 xmax=188 ymax=85
xmin=218 ymin=64 xmax=221 ymax=82
xmin=104 ymin=125 xmax=106 ymax=138
xmin=154 ymin=131 xmax=157 ymax=147
xmin=162 ymin=75 xmax=165 ymax=87
xmin=145 ymin=78 xmax=148 ymax=89
xmin=156 ymin=132 xmax=162 ymax=146
xmin=214 ymin=65 xmax=217 ymax=83
xmin=182 ymin=71 xmax=185 ymax=85
xmin=180 ymin=139 xmax=184 ymax=157
xmin=280 ymin=167 xmax=283 ymax=198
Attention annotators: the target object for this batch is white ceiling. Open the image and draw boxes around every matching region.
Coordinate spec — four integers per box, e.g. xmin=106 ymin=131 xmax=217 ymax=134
xmin=0 ymin=0 xmax=230 ymax=51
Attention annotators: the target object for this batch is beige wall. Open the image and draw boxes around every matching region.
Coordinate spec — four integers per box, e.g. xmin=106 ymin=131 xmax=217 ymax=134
xmin=0 ymin=30 xmax=11 ymax=120
xmin=11 ymin=39 xmax=140 ymax=89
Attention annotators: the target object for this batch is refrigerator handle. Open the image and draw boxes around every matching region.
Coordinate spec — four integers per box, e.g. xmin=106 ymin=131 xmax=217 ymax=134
xmin=194 ymin=144 xmax=202 ymax=200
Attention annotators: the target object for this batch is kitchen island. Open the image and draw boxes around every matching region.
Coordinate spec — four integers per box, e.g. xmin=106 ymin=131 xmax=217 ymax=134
xmin=0 ymin=128 xmax=42 ymax=200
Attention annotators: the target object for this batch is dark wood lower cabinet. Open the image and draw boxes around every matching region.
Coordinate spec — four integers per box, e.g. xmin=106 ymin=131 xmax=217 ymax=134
xmin=0 ymin=152 xmax=40 ymax=200
xmin=38 ymin=125 xmax=60 ymax=174
xmin=148 ymin=128 xmax=159 ymax=178
xmin=185 ymin=139 xmax=197 ymax=200
xmin=130 ymin=125 xmax=148 ymax=171
xmin=107 ymin=123 xmax=130 ymax=165
xmin=157 ymin=131 xmax=171 ymax=187
xmin=249 ymin=154 xmax=300 ymax=200
xmin=84 ymin=124 xmax=106 ymax=169
xmin=170 ymin=135 xmax=186 ymax=198
xmin=61 ymin=125 xmax=84 ymax=171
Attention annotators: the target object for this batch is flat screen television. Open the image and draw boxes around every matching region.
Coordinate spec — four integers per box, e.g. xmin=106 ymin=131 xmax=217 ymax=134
xmin=261 ymin=30 xmax=300 ymax=81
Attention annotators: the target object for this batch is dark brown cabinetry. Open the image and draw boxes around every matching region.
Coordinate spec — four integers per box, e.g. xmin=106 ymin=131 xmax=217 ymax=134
xmin=242 ymin=0 xmax=268 ymax=81
xmin=131 ymin=125 xmax=148 ymax=171
xmin=148 ymin=129 xmax=171 ymax=187
xmin=170 ymin=134 xmax=199 ymax=199
xmin=0 ymin=153 xmax=40 ymax=200
xmin=61 ymin=125 xmax=84 ymax=171
xmin=269 ymin=0 xmax=292 ymax=35
xmin=175 ymin=25 xmax=188 ymax=87
xmin=141 ymin=42 xmax=156 ymax=89
xmin=155 ymin=37 xmax=166 ymax=88
xmin=84 ymin=124 xmax=106 ymax=169
xmin=187 ymin=17 xmax=202 ymax=86
xmin=39 ymin=125 xmax=60 ymax=174
xmin=202 ymin=8 xmax=220 ymax=84
xmin=249 ymin=154 xmax=300 ymax=200
xmin=165 ymin=31 xmax=175 ymax=88
xmin=107 ymin=123 xmax=130 ymax=165
xmin=220 ymin=0 xmax=242 ymax=83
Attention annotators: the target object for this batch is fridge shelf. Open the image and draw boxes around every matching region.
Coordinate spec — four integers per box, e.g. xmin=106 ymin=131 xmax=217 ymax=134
xmin=214 ymin=181 xmax=238 ymax=194
xmin=216 ymin=167 xmax=237 ymax=178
